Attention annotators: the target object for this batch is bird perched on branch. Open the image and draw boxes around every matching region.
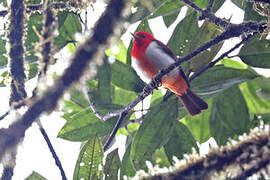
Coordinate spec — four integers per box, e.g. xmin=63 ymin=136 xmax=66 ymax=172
xmin=131 ymin=31 xmax=208 ymax=116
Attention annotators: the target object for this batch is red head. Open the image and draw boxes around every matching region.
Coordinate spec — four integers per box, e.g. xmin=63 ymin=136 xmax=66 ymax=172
xmin=131 ymin=31 xmax=155 ymax=58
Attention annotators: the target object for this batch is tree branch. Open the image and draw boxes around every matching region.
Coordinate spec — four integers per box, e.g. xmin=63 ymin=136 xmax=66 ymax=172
xmin=207 ymin=0 xmax=214 ymax=11
xmin=131 ymin=126 xmax=270 ymax=180
xmin=0 ymin=0 xmax=125 ymax=162
xmin=104 ymin=111 xmax=128 ymax=151
xmin=37 ymin=121 xmax=67 ymax=180
xmin=8 ymin=0 xmax=27 ymax=105
xmin=32 ymin=1 xmax=68 ymax=179
xmin=247 ymin=0 xmax=270 ymax=4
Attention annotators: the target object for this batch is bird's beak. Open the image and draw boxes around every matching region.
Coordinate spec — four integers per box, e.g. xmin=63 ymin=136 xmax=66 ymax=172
xmin=130 ymin=32 xmax=138 ymax=39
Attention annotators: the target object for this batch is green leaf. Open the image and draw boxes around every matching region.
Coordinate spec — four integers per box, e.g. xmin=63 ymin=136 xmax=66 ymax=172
xmin=150 ymin=90 xmax=163 ymax=105
xmin=58 ymin=107 xmax=119 ymax=141
xmin=182 ymin=99 xmax=212 ymax=143
xmin=244 ymin=2 xmax=268 ymax=22
xmin=154 ymin=147 xmax=171 ymax=167
xmin=25 ymin=12 xmax=43 ymax=63
xmin=120 ymin=145 xmax=136 ymax=180
xmin=212 ymin=0 xmax=226 ymax=12
xmin=163 ymin=10 xmax=179 ymax=27
xmin=61 ymin=112 xmax=75 ymax=121
xmin=238 ymin=35 xmax=270 ymax=68
xmin=210 ymin=86 xmax=249 ymax=145
xmin=189 ymin=21 xmax=224 ymax=73
xmin=193 ymin=0 xmax=209 ymax=9
xmin=151 ymin=0 xmax=185 ymax=19
xmin=27 ymin=63 xmax=39 ymax=80
xmin=105 ymin=41 xmax=127 ymax=63
xmin=0 ymin=71 xmax=8 ymax=87
xmin=63 ymin=100 xmax=84 ymax=114
xmin=190 ymin=65 xmax=258 ymax=96
xmin=25 ymin=12 xmax=43 ymax=45
xmin=73 ymin=136 xmax=104 ymax=180
xmin=151 ymin=0 xmax=218 ymax=19
xmin=94 ymin=58 xmax=112 ymax=106
xmin=55 ymin=12 xmax=82 ymax=49
xmin=164 ymin=121 xmax=198 ymax=163
xmin=104 ymin=149 xmax=121 ymax=180
xmin=240 ymin=77 xmax=270 ymax=114
xmin=130 ymin=99 xmax=178 ymax=170
xmin=113 ymin=86 xmax=137 ymax=106
xmin=219 ymin=58 xmax=249 ymax=69
xmin=111 ymin=60 xmax=146 ymax=93
xmin=69 ymin=87 xmax=89 ymax=108
xmin=125 ymin=0 xmax=164 ymax=23
xmin=0 ymin=36 xmax=7 ymax=68
xmin=257 ymin=78 xmax=270 ymax=100
xmin=25 ymin=171 xmax=46 ymax=180
xmin=127 ymin=19 xmax=152 ymax=65
xmin=261 ymin=113 xmax=270 ymax=124
xmin=167 ymin=11 xmax=199 ymax=57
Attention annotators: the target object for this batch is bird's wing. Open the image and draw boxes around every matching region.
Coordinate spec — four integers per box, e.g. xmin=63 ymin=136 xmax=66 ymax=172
xmin=154 ymin=40 xmax=190 ymax=87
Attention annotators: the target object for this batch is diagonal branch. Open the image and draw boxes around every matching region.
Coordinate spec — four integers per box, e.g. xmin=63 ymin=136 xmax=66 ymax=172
xmin=37 ymin=120 xmax=67 ymax=180
xmin=133 ymin=126 xmax=270 ymax=180
xmin=189 ymin=33 xmax=256 ymax=82
xmin=0 ymin=0 xmax=125 ymax=162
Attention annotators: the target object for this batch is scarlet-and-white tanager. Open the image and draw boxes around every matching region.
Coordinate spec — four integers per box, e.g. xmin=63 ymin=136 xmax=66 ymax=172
xmin=131 ymin=31 xmax=208 ymax=116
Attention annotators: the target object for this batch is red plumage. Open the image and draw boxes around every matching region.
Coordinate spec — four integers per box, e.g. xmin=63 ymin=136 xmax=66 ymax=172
xmin=131 ymin=31 xmax=208 ymax=116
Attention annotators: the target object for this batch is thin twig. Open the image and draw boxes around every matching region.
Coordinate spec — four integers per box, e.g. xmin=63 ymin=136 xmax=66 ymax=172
xmin=207 ymin=0 xmax=214 ymax=11
xmin=189 ymin=33 xmax=256 ymax=81
xmin=82 ymin=86 xmax=104 ymax=121
xmin=181 ymin=0 xmax=229 ymax=27
xmin=0 ymin=101 xmax=26 ymax=121
xmin=34 ymin=1 xmax=68 ymax=179
xmin=103 ymin=111 xmax=128 ymax=151
xmin=37 ymin=121 xmax=67 ymax=180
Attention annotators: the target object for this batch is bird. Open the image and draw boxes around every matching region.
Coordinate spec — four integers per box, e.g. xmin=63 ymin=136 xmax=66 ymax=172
xmin=130 ymin=31 xmax=208 ymax=116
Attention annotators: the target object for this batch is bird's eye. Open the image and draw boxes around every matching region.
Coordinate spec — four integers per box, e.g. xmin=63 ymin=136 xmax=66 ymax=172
xmin=141 ymin=34 xmax=146 ymax=38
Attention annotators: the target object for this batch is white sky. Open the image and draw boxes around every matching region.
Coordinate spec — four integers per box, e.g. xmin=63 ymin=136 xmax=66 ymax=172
xmin=0 ymin=0 xmax=269 ymax=179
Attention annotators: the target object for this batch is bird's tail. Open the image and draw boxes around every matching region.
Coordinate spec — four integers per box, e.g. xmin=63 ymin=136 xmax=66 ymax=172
xmin=177 ymin=88 xmax=208 ymax=116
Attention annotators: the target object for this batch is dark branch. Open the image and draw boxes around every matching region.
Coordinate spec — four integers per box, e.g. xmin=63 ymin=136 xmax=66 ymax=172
xmin=8 ymin=0 xmax=27 ymax=105
xmin=207 ymin=0 xmax=214 ymax=11
xmin=32 ymin=0 xmax=56 ymax=97
xmin=33 ymin=1 xmax=67 ymax=179
xmin=246 ymin=0 xmax=270 ymax=3
xmin=181 ymin=0 xmax=229 ymax=27
xmin=137 ymin=127 xmax=270 ymax=180
xmin=0 ymin=0 xmax=125 ymax=162
xmin=37 ymin=121 xmax=67 ymax=180
xmin=1 ymin=167 xmax=14 ymax=180
xmin=103 ymin=111 xmax=128 ymax=151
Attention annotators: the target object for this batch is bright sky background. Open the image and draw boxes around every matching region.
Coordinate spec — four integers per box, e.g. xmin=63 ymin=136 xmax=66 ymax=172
xmin=0 ymin=0 xmax=268 ymax=179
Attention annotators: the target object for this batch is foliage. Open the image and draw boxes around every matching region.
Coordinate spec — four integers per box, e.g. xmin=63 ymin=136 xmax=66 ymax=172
xmin=1 ymin=0 xmax=270 ymax=179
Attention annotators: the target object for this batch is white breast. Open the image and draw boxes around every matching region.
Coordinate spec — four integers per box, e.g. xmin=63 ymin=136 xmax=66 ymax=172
xmin=145 ymin=41 xmax=179 ymax=78
xmin=131 ymin=56 xmax=151 ymax=83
